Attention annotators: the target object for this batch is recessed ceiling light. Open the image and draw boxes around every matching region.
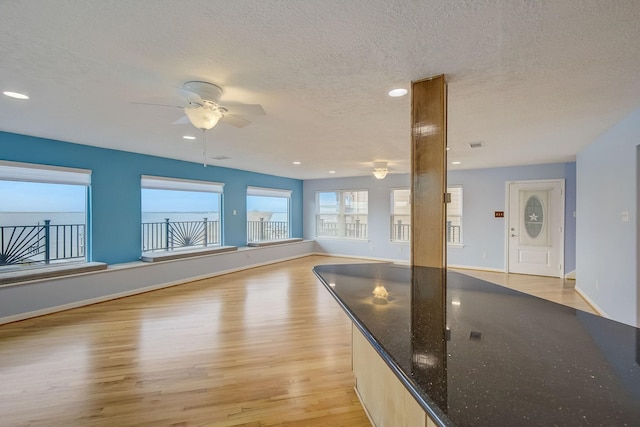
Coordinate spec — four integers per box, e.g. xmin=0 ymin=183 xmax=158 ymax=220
xmin=3 ymin=91 xmax=29 ymax=100
xmin=292 ymin=161 xmax=301 ymax=165
xmin=451 ymin=161 xmax=462 ymax=165
xmin=329 ymin=170 xmax=336 ymax=174
xmin=388 ymin=88 xmax=408 ymax=97
xmin=446 ymin=147 xmax=451 ymax=151
xmin=182 ymin=135 xmax=196 ymax=140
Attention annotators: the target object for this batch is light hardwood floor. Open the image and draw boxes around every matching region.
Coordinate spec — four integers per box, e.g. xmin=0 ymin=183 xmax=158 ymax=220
xmin=450 ymin=268 xmax=598 ymax=315
xmin=0 ymin=256 xmax=594 ymax=426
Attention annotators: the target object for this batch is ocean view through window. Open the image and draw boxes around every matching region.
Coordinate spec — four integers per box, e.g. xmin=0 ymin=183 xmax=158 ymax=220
xmin=0 ymin=161 xmax=90 ymax=272
xmin=246 ymin=187 xmax=291 ymax=242
xmin=141 ymin=176 xmax=222 ymax=252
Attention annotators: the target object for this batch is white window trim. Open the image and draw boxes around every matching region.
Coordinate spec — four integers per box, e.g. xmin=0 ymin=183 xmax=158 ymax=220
xmin=0 ymin=161 xmax=91 ymax=280
xmin=447 ymin=184 xmax=463 ymax=245
xmin=141 ymin=175 xmax=223 ymax=254
xmin=246 ymin=186 xmax=292 ymax=242
xmin=388 ymin=186 xmax=464 ymax=245
xmin=141 ymin=175 xmax=224 ymax=193
xmin=0 ymin=160 xmax=91 ymax=185
xmin=390 ymin=188 xmax=411 ymax=243
xmin=315 ymin=189 xmax=369 ymax=240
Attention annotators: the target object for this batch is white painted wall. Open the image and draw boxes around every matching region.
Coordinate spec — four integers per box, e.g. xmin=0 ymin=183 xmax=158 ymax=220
xmin=576 ymin=107 xmax=640 ymax=327
xmin=303 ymin=163 xmax=576 ymax=272
xmin=304 ymin=174 xmax=412 ymax=262
xmin=447 ymin=163 xmax=576 ymax=272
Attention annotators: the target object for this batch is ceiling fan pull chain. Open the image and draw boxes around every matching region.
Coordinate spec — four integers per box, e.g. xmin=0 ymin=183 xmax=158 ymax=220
xmin=202 ymin=129 xmax=207 ymax=167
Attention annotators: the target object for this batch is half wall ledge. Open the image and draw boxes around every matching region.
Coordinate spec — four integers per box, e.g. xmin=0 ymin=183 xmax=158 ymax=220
xmin=0 ymin=262 xmax=108 ymax=287
xmin=247 ymin=238 xmax=304 ymax=247
xmin=140 ymin=245 xmax=238 ymax=263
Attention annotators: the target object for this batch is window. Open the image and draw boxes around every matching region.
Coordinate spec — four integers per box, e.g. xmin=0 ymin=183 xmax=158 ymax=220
xmin=141 ymin=176 xmax=223 ymax=252
xmin=388 ymin=186 xmax=463 ymax=244
xmin=391 ymin=189 xmax=411 ymax=242
xmin=316 ymin=190 xmax=368 ymax=239
xmin=246 ymin=186 xmax=291 ymax=242
xmin=447 ymin=186 xmax=463 ymax=244
xmin=0 ymin=161 xmax=90 ymax=271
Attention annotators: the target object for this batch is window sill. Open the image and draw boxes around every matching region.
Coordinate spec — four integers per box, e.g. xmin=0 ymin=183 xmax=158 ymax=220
xmin=315 ymin=236 xmax=369 ymax=241
xmin=247 ymin=238 xmax=303 ymax=247
xmin=140 ymin=245 xmax=238 ymax=263
xmin=0 ymin=262 xmax=108 ymax=287
xmin=447 ymin=243 xmax=465 ymax=248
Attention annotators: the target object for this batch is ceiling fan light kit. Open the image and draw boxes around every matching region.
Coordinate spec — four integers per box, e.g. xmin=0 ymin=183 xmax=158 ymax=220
xmin=372 ymin=162 xmax=389 ymax=179
xmin=184 ymin=106 xmax=223 ymax=130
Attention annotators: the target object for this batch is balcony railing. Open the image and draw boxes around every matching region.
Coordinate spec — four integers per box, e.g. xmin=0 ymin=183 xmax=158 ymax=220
xmin=142 ymin=218 xmax=220 ymax=252
xmin=392 ymin=220 xmax=411 ymax=242
xmin=0 ymin=220 xmax=85 ymax=267
xmin=316 ymin=219 xmax=368 ymax=239
xmin=447 ymin=223 xmax=462 ymax=244
xmin=247 ymin=219 xmax=289 ymax=242
xmin=390 ymin=221 xmax=462 ymax=244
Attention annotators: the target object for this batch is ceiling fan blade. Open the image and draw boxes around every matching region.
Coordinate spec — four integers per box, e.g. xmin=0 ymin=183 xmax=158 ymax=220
xmin=178 ymin=88 xmax=204 ymax=105
xmin=221 ymin=114 xmax=251 ymax=128
xmin=172 ymin=115 xmax=191 ymax=125
xmin=221 ymin=103 xmax=266 ymax=116
xmin=130 ymin=101 xmax=183 ymax=109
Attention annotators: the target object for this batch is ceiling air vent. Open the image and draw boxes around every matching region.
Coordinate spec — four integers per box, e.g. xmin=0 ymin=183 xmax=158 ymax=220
xmin=469 ymin=141 xmax=484 ymax=149
xmin=210 ymin=156 xmax=231 ymax=161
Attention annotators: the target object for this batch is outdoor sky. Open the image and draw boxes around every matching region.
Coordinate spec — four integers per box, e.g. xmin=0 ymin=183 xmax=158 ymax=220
xmin=0 ymin=181 xmax=86 ymax=212
xmin=1 ymin=182 xmax=288 ymax=213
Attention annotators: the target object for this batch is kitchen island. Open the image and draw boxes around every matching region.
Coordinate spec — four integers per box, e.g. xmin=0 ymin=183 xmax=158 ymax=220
xmin=313 ymin=263 xmax=640 ymax=427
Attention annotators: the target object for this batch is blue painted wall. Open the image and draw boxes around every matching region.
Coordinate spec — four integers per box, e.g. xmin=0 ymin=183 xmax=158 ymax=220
xmin=303 ymin=162 xmax=576 ymax=272
xmin=576 ymin=107 xmax=639 ymax=327
xmin=0 ymin=131 xmax=303 ymax=264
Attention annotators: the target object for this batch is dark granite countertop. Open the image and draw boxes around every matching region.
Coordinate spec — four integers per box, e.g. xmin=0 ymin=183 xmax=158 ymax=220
xmin=313 ymin=263 xmax=640 ymax=427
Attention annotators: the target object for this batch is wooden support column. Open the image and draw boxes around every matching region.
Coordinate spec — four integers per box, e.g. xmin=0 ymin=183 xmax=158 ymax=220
xmin=411 ymin=75 xmax=449 ymax=416
xmin=411 ymin=75 xmax=447 ymax=268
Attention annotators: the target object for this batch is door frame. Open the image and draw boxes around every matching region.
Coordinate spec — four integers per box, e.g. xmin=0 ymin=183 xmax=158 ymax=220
xmin=504 ymin=179 xmax=565 ymax=278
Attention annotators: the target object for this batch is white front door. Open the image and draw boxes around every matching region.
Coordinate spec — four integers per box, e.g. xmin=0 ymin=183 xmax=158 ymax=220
xmin=507 ymin=180 xmax=564 ymax=278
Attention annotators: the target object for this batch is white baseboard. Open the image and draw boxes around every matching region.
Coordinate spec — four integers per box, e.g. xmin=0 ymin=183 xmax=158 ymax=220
xmin=565 ymin=270 xmax=576 ymax=280
xmin=574 ymin=286 xmax=608 ymax=318
xmin=312 ymin=252 xmax=407 ymax=264
xmin=447 ymin=264 xmax=505 ymax=273
xmin=313 ymin=254 xmax=506 ymax=272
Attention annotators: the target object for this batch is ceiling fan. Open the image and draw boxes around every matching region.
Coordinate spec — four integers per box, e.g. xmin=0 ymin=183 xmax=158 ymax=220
xmin=175 ymin=81 xmax=265 ymax=130
xmin=134 ymin=81 xmax=265 ymax=130
xmin=134 ymin=81 xmax=265 ymax=166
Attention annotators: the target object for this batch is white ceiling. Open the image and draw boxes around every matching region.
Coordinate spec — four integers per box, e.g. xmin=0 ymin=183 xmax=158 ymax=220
xmin=1 ymin=1 xmax=639 ymax=180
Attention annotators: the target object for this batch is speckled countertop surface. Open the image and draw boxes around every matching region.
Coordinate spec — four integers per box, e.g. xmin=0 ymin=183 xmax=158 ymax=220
xmin=313 ymin=263 xmax=640 ymax=427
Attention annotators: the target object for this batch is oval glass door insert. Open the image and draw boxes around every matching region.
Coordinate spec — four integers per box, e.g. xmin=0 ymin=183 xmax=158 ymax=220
xmin=524 ymin=195 xmax=544 ymax=239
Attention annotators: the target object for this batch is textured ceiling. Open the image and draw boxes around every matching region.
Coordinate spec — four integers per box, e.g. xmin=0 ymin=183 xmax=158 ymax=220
xmin=1 ymin=0 xmax=639 ymax=179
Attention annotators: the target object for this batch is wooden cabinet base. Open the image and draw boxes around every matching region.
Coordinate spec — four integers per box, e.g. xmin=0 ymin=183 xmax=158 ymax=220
xmin=352 ymin=324 xmax=438 ymax=427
